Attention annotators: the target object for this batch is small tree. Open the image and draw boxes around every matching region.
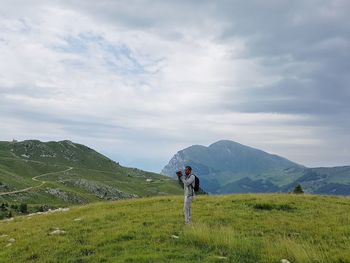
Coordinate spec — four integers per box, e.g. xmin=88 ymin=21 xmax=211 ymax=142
xmin=19 ymin=203 xmax=28 ymax=214
xmin=38 ymin=205 xmax=44 ymax=212
xmin=293 ymin=184 xmax=304 ymax=194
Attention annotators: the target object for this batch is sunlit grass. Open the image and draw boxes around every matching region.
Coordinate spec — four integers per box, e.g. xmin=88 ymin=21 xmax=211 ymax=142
xmin=0 ymin=194 xmax=349 ymax=262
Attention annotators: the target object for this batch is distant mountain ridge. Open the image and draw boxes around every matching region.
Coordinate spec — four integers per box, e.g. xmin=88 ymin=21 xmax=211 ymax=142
xmin=161 ymin=140 xmax=350 ymax=195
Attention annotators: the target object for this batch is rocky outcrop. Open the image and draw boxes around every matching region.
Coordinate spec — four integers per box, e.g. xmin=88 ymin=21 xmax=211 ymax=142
xmin=65 ymin=179 xmax=137 ymax=200
xmin=45 ymin=188 xmax=86 ymax=203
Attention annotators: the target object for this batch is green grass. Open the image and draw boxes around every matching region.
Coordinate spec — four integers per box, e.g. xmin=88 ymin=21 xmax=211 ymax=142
xmin=1 ymin=194 xmax=349 ymax=262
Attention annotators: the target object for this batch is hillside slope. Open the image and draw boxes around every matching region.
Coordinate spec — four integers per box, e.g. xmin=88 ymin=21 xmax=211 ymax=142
xmin=0 ymin=194 xmax=349 ymax=263
xmin=162 ymin=140 xmax=350 ymax=195
xmin=0 ymin=140 xmax=182 ymax=211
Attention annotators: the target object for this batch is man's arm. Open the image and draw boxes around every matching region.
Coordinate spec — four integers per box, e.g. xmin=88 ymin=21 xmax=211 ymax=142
xmin=180 ymin=174 xmax=195 ymax=186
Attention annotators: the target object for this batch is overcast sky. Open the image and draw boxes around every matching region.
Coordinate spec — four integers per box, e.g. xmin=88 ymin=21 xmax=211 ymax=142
xmin=1 ymin=0 xmax=349 ymax=172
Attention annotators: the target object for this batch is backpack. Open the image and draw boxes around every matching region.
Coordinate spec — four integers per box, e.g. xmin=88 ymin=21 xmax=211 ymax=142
xmin=191 ymin=174 xmax=200 ymax=192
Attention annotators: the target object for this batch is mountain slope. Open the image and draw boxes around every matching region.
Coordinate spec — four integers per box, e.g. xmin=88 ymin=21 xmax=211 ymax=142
xmin=161 ymin=140 xmax=350 ymax=195
xmin=1 ymin=194 xmax=349 ymax=262
xmin=0 ymin=140 xmax=182 ymax=211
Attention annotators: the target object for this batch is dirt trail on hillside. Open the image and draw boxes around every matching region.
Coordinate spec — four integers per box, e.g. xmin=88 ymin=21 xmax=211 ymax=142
xmin=0 ymin=156 xmax=73 ymax=196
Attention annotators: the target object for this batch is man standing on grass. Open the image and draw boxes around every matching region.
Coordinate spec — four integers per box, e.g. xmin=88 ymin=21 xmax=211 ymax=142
xmin=176 ymin=166 xmax=195 ymax=225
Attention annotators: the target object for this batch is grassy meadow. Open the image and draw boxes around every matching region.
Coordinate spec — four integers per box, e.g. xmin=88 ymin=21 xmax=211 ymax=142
xmin=1 ymin=194 xmax=349 ymax=263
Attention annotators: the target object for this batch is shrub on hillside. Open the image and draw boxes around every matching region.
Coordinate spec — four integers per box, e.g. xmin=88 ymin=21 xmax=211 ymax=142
xmin=7 ymin=211 xmax=12 ymax=218
xmin=10 ymin=204 xmax=18 ymax=209
xmin=19 ymin=203 xmax=28 ymax=213
xmin=293 ymin=184 xmax=304 ymax=194
xmin=1 ymin=203 xmax=8 ymax=211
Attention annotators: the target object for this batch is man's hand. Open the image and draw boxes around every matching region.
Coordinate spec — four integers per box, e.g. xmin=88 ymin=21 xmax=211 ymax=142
xmin=176 ymin=171 xmax=182 ymax=177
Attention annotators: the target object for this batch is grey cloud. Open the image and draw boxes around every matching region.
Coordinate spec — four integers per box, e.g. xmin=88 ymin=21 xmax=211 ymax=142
xmin=225 ymin=77 xmax=350 ymax=115
xmin=205 ymin=1 xmax=350 ymax=134
xmin=0 ymin=95 xmax=127 ymax=138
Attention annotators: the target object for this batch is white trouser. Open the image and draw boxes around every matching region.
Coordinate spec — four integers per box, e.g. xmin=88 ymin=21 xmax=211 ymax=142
xmin=184 ymin=195 xmax=193 ymax=224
